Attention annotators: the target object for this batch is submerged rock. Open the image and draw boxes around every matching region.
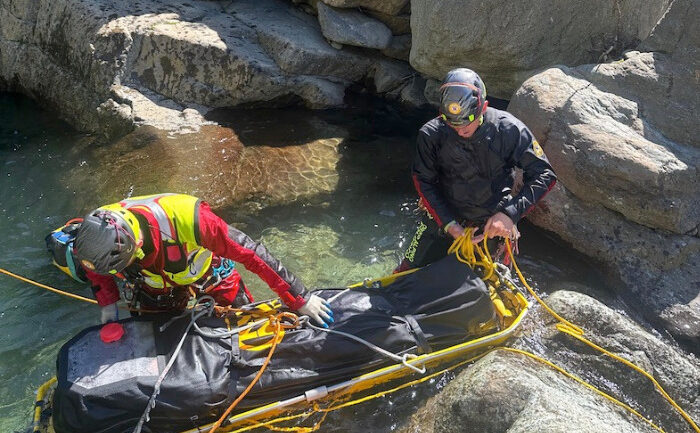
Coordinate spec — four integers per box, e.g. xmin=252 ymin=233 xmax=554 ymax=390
xmin=64 ymin=119 xmax=346 ymax=210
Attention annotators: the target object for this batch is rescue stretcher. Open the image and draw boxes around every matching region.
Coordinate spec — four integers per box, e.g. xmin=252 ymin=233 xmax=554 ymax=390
xmin=29 ymin=254 xmax=528 ymax=433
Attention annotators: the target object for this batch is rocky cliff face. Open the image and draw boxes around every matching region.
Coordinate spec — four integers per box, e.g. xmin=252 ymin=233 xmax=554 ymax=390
xmin=509 ymin=0 xmax=699 ymax=345
xmin=0 ymin=0 xmax=423 ymax=139
xmin=409 ymin=0 xmax=672 ymax=99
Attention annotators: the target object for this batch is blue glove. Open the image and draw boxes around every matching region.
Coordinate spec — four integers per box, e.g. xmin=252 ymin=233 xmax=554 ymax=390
xmin=298 ymin=294 xmax=333 ymax=328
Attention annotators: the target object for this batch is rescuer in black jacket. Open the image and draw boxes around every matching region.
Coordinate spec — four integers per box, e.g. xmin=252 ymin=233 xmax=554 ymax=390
xmin=396 ymin=68 xmax=557 ymax=271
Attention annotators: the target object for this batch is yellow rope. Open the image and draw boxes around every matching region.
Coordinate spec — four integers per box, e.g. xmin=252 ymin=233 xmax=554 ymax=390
xmin=208 ymin=231 xmax=698 ymax=433
xmin=210 ymin=312 xmax=301 ymax=433
xmin=503 ymin=239 xmax=699 ymax=433
xmin=224 ymin=350 xmax=494 ymax=433
xmin=447 ymin=228 xmax=496 ymax=281
xmin=0 ymin=267 xmax=98 ymax=304
xmin=499 ymin=347 xmax=665 ymax=432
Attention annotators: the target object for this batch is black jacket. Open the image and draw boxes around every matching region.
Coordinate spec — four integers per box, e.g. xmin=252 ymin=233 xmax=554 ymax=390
xmin=412 ymin=108 xmax=556 ymax=227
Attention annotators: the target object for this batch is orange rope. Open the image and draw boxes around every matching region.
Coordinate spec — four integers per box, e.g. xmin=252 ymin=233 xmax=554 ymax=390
xmin=209 ymin=312 xmax=299 ymax=433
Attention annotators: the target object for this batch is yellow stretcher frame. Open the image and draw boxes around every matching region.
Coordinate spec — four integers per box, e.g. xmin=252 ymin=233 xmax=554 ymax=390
xmin=31 ymin=269 xmax=529 ymax=433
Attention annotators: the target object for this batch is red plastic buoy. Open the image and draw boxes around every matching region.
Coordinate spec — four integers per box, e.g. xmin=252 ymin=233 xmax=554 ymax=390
xmin=100 ymin=322 xmax=125 ymax=343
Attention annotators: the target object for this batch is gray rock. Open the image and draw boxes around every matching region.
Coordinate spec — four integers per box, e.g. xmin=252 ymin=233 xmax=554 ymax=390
xmin=0 ymin=0 xmax=385 ymax=138
xmin=423 ymin=77 xmax=440 ymax=105
xmin=506 ymin=1 xmax=700 ymax=342
xmin=96 ymin=98 xmax=135 ymax=139
xmin=531 ymin=291 xmax=700 ymax=433
xmin=524 ymin=183 xmax=700 ymax=343
xmin=319 ymin=0 xmax=409 ymax=16
xmin=410 ymin=0 xmax=672 ymax=98
xmin=371 ymin=58 xmax=412 ymax=93
xmin=509 ymin=65 xmax=699 ymax=234
xmin=223 ymin=0 xmax=371 ymax=81
xmin=399 ymin=290 xmax=700 ymax=433
xmin=366 ymin=10 xmax=411 ymax=35
xmin=317 ymin=2 xmax=393 ymax=50
xmin=381 ymin=34 xmax=411 ymax=61
xmin=400 ymin=74 xmax=428 ymax=108
xmin=640 ymin=0 xmax=700 ymax=66
xmin=401 ymin=351 xmax=659 ymax=433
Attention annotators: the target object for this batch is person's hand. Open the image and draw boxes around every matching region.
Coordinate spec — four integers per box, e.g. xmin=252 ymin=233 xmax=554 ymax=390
xmin=445 ymin=221 xmax=465 ymax=240
xmin=298 ymin=294 xmax=334 ymax=328
xmin=100 ymin=303 xmax=119 ymax=324
xmin=483 ymin=212 xmax=515 ymax=239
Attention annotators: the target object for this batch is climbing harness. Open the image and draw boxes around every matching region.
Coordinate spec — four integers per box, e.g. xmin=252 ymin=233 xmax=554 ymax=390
xmin=192 ymin=258 xmax=236 ymax=293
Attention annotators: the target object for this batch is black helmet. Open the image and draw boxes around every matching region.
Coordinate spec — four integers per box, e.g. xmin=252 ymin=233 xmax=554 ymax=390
xmin=439 ymin=68 xmax=487 ymax=126
xmin=74 ymin=207 xmax=141 ymax=275
xmin=45 ymin=219 xmax=87 ymax=282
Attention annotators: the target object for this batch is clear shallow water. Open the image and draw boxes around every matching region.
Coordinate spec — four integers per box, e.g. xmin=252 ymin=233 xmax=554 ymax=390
xmin=0 ymin=93 xmax=611 ymax=432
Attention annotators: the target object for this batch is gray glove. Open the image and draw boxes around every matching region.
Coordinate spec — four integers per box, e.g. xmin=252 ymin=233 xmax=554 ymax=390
xmin=100 ymin=303 xmax=119 ymax=324
xmin=298 ymin=294 xmax=334 ymax=328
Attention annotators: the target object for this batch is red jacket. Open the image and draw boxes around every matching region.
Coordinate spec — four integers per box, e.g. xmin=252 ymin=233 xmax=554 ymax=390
xmin=86 ymin=201 xmax=308 ymax=310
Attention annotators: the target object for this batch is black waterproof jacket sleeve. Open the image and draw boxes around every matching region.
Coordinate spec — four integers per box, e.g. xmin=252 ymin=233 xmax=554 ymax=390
xmin=498 ymin=122 xmax=557 ymax=223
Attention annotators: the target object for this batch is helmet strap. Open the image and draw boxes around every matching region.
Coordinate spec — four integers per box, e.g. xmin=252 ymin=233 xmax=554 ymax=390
xmin=134 ymin=236 xmax=145 ymax=260
xmin=135 ymin=247 xmax=145 ymax=260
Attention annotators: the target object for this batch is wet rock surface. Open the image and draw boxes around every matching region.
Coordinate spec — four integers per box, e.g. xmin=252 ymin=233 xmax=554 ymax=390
xmin=399 ymin=290 xmax=700 ymax=433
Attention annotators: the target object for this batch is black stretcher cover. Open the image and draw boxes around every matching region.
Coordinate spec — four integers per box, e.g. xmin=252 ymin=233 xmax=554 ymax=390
xmin=52 ymin=255 xmax=495 ymax=433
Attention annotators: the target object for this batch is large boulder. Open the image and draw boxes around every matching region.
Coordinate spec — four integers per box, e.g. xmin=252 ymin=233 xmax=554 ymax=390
xmin=523 ymin=183 xmax=700 ymax=344
xmin=509 ymin=64 xmax=698 ymax=234
xmin=410 ymin=0 xmax=672 ymax=98
xmin=507 ymin=0 xmax=700 ymax=343
xmin=317 ymin=2 xmax=393 ymax=50
xmin=399 ymin=291 xmax=700 ymax=433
